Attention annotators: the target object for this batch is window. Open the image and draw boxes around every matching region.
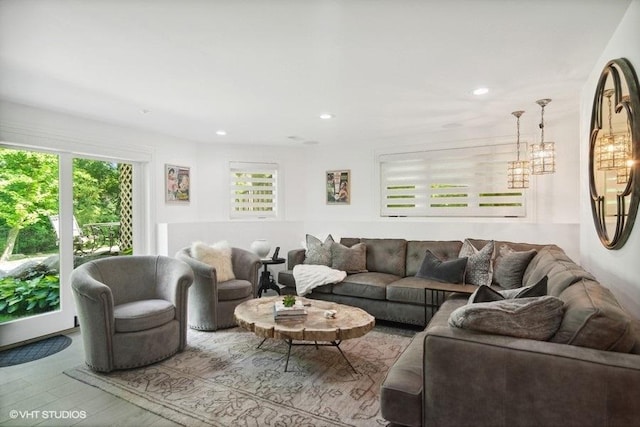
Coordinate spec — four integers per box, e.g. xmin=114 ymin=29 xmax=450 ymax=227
xmin=380 ymin=144 xmax=525 ymax=217
xmin=230 ymin=162 xmax=278 ymax=218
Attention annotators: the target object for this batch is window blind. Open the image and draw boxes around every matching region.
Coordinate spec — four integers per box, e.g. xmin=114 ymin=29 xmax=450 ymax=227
xmin=230 ymin=162 xmax=278 ymax=218
xmin=380 ymin=144 xmax=525 ymax=217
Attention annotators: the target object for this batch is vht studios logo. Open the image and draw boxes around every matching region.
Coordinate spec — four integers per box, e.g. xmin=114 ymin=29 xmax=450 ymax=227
xmin=9 ymin=410 xmax=87 ymax=420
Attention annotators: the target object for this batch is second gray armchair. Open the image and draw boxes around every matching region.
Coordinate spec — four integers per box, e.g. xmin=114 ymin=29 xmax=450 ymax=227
xmin=176 ymin=246 xmax=261 ymax=331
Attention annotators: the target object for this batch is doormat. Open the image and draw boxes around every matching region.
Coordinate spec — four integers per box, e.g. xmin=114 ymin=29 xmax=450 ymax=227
xmin=0 ymin=335 xmax=72 ymax=367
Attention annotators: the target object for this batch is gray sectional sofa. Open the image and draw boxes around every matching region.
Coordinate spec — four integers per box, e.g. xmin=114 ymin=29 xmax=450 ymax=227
xmin=278 ymin=237 xmax=554 ymax=326
xmin=279 ymin=237 xmax=640 ymax=426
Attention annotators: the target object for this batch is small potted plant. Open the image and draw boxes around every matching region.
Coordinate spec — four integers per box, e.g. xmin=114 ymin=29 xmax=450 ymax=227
xmin=282 ymin=295 xmax=296 ymax=308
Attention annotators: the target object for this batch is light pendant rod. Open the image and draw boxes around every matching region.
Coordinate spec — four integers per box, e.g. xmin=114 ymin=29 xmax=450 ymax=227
xmin=530 ymin=98 xmax=556 ymax=175
xmin=513 ymin=110 xmax=525 ymax=161
xmin=536 ymin=98 xmax=551 ymax=146
xmin=507 ymin=110 xmax=529 ymax=189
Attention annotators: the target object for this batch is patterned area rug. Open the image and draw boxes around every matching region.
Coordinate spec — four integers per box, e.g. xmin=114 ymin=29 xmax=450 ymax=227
xmin=0 ymin=335 xmax=72 ymax=367
xmin=65 ymin=327 xmax=413 ymax=426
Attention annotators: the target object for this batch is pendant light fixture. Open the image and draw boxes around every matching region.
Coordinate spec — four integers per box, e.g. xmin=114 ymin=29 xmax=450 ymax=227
xmin=530 ymin=98 xmax=556 ymax=175
xmin=507 ymin=110 xmax=529 ymax=189
xmin=596 ymin=89 xmax=630 ymax=171
xmin=616 ymin=99 xmax=634 ymax=184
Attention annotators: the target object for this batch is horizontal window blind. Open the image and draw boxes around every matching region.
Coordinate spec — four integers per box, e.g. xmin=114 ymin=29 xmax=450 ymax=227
xmin=230 ymin=162 xmax=278 ymax=218
xmin=380 ymin=144 xmax=525 ymax=217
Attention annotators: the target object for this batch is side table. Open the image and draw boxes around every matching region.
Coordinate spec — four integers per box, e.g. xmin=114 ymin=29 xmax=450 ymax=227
xmin=257 ymin=258 xmax=285 ymax=297
xmin=423 ymin=282 xmax=477 ymax=325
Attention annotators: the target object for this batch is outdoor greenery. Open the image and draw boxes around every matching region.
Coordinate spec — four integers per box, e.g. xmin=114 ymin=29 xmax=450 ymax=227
xmin=0 ymin=147 xmax=123 ymax=324
xmin=0 ymin=271 xmax=60 ymax=318
xmin=0 ymin=149 xmax=121 ymax=261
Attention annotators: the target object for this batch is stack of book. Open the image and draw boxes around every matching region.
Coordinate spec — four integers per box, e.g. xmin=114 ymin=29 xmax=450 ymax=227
xmin=274 ymin=300 xmax=308 ymax=321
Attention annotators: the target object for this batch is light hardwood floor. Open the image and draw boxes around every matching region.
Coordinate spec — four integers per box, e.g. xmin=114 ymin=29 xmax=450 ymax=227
xmin=0 ymin=329 xmax=182 ymax=427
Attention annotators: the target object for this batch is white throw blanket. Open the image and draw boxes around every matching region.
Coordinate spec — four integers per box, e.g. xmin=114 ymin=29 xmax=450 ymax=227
xmin=293 ymin=264 xmax=347 ymax=296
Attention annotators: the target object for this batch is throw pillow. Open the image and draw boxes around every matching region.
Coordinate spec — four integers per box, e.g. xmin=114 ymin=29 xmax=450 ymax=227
xmin=191 ymin=241 xmax=235 ymax=282
xmin=415 ymin=250 xmax=468 ymax=284
xmin=468 ymin=276 xmax=548 ymax=304
xmin=303 ymin=234 xmax=334 ymax=266
xmin=330 ymin=242 xmax=367 ymax=273
xmin=492 ymin=245 xmax=537 ymax=289
xmin=459 ymin=239 xmax=494 ymax=287
xmin=449 ymin=295 xmax=565 ymax=341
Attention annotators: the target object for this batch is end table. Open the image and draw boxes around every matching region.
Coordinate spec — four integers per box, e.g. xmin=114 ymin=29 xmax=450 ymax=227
xmin=257 ymin=258 xmax=285 ymax=297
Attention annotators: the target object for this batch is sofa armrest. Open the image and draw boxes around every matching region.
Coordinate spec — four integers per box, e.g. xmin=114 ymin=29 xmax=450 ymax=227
xmin=70 ymin=266 xmax=116 ymax=371
xmin=422 ymin=325 xmax=640 ymax=427
xmin=287 ymin=248 xmax=306 ymax=269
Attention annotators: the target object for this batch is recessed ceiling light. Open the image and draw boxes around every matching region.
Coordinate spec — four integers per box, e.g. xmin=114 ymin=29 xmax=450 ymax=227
xmin=303 ymin=140 xmax=319 ymax=145
xmin=319 ymin=113 xmax=334 ymax=120
xmin=216 ymin=130 xmax=227 ymax=136
xmin=473 ymin=87 xmax=489 ymax=96
xmin=140 ymin=109 xmax=151 ymax=114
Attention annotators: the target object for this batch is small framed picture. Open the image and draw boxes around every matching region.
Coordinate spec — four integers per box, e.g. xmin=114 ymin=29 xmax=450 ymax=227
xmin=166 ymin=165 xmax=190 ymax=203
xmin=326 ymin=170 xmax=350 ymax=204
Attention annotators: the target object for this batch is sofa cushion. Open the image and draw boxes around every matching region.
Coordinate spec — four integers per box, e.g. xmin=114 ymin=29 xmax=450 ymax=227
xmin=468 ymin=276 xmax=547 ymax=303
xmin=416 ymin=250 xmax=467 ymax=284
xmin=552 ymin=279 xmax=636 ymax=353
xmin=218 ymin=279 xmax=253 ymax=301
xmin=361 ymin=238 xmax=407 ymax=277
xmin=303 ymin=234 xmax=334 ymax=266
xmin=387 ymin=276 xmax=460 ymax=305
xmin=339 ymin=237 xmax=361 ymax=247
xmin=331 ymin=242 xmax=367 ymax=273
xmin=380 ymin=330 xmax=426 ymax=427
xmin=191 ymin=240 xmax=235 ymax=282
xmin=492 ymin=245 xmax=537 ymax=289
xmin=406 ymin=240 xmax=463 ymax=277
xmin=468 ymin=238 xmax=550 ymax=254
xmin=459 ymin=239 xmax=494 ymax=287
xmin=449 ymin=296 xmax=564 ymax=341
xmin=523 ymin=246 xmax=595 ymax=296
xmin=114 ymin=299 xmax=175 ymax=333
xmin=332 ymin=272 xmax=399 ymax=300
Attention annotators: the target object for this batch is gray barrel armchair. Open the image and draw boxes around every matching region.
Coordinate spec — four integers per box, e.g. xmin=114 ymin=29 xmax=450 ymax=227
xmin=70 ymin=255 xmax=193 ymax=372
xmin=176 ymin=246 xmax=261 ymax=331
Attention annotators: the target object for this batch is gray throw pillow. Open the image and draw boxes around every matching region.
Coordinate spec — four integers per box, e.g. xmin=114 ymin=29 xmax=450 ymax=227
xmin=416 ymin=250 xmax=468 ymax=284
xmin=493 ymin=245 xmax=537 ymax=289
xmin=459 ymin=239 xmax=494 ymax=287
xmin=304 ymin=234 xmax=334 ymax=266
xmin=449 ymin=295 xmax=565 ymax=341
xmin=331 ymin=242 xmax=367 ymax=273
xmin=468 ymin=276 xmax=548 ymax=303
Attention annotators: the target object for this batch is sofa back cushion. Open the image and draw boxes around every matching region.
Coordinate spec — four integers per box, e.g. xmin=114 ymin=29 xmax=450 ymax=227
xmin=552 ymin=279 xmax=636 ymax=353
xmin=523 ymin=246 xmax=595 ymax=296
xmin=406 ymin=240 xmax=463 ymax=277
xmin=467 ymin=238 xmax=551 ymax=254
xmin=361 ymin=238 xmax=407 ymax=277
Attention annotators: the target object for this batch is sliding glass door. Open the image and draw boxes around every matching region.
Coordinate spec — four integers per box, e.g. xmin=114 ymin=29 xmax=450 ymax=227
xmin=0 ymin=145 xmax=140 ymax=346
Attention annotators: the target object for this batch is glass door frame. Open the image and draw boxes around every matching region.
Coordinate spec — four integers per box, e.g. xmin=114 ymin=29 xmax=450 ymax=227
xmin=0 ymin=143 xmax=150 ymax=347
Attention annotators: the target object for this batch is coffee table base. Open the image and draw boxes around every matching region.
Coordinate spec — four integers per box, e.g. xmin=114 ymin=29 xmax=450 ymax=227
xmin=257 ymin=337 xmax=358 ymax=373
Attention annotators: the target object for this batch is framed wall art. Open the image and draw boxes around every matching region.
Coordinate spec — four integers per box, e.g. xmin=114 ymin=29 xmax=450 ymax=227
xmin=166 ymin=164 xmax=190 ymax=203
xmin=326 ymin=170 xmax=350 ymax=204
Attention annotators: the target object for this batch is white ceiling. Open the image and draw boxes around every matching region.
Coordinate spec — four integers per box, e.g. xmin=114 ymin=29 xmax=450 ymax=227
xmin=0 ymin=0 xmax=631 ymax=148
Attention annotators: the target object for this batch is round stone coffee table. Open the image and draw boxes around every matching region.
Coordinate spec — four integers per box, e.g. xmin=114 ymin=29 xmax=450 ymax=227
xmin=234 ymin=296 xmax=375 ymax=372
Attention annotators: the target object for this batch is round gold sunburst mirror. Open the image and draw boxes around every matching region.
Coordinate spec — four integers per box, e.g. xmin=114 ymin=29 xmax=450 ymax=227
xmin=589 ymin=58 xmax=640 ymax=249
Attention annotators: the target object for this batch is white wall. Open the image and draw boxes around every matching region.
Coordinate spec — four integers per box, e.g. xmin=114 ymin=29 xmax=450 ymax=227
xmin=297 ymin=115 xmax=581 ymax=261
xmin=579 ymin=0 xmax=640 ymax=318
xmin=1 ymin=93 xmax=582 ymax=262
